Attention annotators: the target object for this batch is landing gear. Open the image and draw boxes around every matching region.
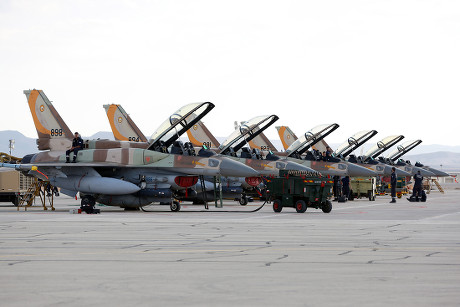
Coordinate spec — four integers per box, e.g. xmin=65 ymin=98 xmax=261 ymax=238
xmin=170 ymin=200 xmax=181 ymax=212
xmin=80 ymin=195 xmax=100 ymax=214
xmin=239 ymin=195 xmax=248 ymax=206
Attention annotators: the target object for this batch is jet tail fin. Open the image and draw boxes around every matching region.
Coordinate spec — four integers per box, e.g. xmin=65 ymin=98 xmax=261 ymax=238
xmin=24 ymin=89 xmax=73 ymax=151
xmin=248 ymin=132 xmax=277 ymax=152
xmin=103 ymin=104 xmax=148 ymax=142
xmin=186 ymin=121 xmax=220 ymax=148
xmin=276 ymin=126 xmax=298 ymax=150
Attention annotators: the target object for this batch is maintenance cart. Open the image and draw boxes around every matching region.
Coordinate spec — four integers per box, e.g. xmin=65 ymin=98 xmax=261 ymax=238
xmin=265 ymin=170 xmax=333 ymax=213
xmin=350 ymin=177 xmax=377 ymax=201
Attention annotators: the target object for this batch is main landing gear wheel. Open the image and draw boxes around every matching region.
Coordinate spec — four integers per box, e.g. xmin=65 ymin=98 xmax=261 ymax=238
xmin=272 ymin=199 xmax=282 ymax=213
xmin=81 ymin=196 xmax=99 ymax=214
xmin=322 ymin=200 xmax=332 ymax=213
xmin=170 ymin=201 xmax=181 ymax=212
xmin=295 ymin=200 xmax=307 ymax=213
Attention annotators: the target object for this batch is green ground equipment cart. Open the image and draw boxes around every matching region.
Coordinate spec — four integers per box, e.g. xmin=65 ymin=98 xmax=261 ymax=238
xmin=265 ymin=170 xmax=333 ymax=213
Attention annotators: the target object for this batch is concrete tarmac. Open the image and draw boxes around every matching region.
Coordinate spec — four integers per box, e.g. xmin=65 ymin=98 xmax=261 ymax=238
xmin=1 ymin=190 xmax=460 ymax=306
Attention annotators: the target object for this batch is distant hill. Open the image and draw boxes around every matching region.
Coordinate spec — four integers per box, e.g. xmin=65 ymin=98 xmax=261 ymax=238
xmin=405 ymin=151 xmax=460 ymax=172
xmin=1 ymin=130 xmax=459 ymax=171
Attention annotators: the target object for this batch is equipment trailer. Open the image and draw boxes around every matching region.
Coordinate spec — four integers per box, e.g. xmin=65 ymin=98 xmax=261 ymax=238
xmin=265 ymin=170 xmax=333 ymax=213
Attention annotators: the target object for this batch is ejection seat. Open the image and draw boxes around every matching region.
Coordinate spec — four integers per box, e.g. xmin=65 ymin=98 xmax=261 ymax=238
xmin=170 ymin=141 xmax=185 ymax=155
xmin=240 ymin=148 xmax=252 ymax=159
xmin=251 ymin=148 xmax=262 ymax=160
xmin=265 ymin=150 xmax=280 ymax=161
xmin=348 ymin=155 xmax=358 ymax=163
xmin=304 ymin=151 xmax=316 ymax=161
xmin=184 ymin=142 xmax=196 ymax=156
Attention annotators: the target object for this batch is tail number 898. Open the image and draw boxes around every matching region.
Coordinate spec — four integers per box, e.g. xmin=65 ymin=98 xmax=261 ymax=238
xmin=50 ymin=129 xmax=63 ymax=136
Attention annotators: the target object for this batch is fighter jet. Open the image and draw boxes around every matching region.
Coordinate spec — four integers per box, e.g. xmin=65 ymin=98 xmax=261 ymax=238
xmin=385 ymin=140 xmax=449 ymax=177
xmin=361 ymin=135 xmax=435 ymax=177
xmin=2 ymin=90 xmax=258 ymax=211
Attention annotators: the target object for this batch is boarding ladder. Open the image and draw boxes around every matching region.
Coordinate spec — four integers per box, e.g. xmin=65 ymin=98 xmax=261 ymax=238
xmin=18 ymin=180 xmax=55 ymax=211
xmin=431 ymin=179 xmax=445 ymax=194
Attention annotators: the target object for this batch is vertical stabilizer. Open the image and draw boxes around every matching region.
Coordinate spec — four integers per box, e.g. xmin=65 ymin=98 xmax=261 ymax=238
xmin=103 ymin=104 xmax=148 ymax=142
xmin=248 ymin=132 xmax=277 ymax=151
xmin=24 ymin=89 xmax=73 ymax=151
xmin=312 ymin=139 xmax=332 ymax=153
xmin=276 ymin=126 xmax=298 ymax=150
xmin=186 ymin=121 xmax=220 ymax=148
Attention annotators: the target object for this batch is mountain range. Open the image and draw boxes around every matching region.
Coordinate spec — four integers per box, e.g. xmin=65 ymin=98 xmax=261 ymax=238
xmin=1 ymin=130 xmax=459 ymax=172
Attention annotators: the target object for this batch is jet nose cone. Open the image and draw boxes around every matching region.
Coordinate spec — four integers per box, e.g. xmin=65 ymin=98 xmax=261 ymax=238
xmin=347 ymin=163 xmax=377 ymax=177
xmin=428 ymin=168 xmax=450 ymax=177
xmin=285 ymin=161 xmax=318 ymax=174
xmin=219 ymin=158 xmax=258 ymax=177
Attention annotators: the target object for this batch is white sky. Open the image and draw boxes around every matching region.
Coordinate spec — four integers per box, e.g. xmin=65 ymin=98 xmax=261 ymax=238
xmin=1 ymin=0 xmax=459 ymax=145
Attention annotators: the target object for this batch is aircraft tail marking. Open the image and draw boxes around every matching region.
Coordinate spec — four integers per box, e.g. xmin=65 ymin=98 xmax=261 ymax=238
xmin=103 ymin=104 xmax=148 ymax=142
xmin=24 ymin=89 xmax=73 ymax=151
xmin=186 ymin=121 xmax=220 ymax=148
xmin=276 ymin=126 xmax=297 ymax=150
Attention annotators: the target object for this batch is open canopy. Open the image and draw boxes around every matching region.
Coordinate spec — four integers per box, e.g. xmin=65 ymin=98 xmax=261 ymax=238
xmin=286 ymin=123 xmax=339 ymax=157
xmin=362 ymin=135 xmax=404 ymax=161
xmin=386 ymin=139 xmax=422 ymax=162
xmin=218 ymin=115 xmax=278 ymax=155
xmin=334 ymin=130 xmax=378 ymax=158
xmin=148 ymin=102 xmax=214 ymax=151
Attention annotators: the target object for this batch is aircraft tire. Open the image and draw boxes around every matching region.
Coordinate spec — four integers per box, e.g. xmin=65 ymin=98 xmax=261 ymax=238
xmin=170 ymin=201 xmax=181 ymax=212
xmin=239 ymin=195 xmax=248 ymax=206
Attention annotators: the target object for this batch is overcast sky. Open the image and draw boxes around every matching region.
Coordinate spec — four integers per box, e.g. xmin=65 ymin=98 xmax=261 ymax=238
xmin=1 ymin=0 xmax=459 ymax=146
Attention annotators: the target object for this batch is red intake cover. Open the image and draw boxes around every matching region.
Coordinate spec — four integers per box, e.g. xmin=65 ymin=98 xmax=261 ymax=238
xmin=245 ymin=177 xmax=262 ymax=187
xmin=175 ymin=176 xmax=199 ymax=188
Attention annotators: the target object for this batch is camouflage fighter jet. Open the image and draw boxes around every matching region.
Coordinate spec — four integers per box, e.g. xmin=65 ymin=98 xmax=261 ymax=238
xmin=361 ymin=135 xmax=435 ymax=177
xmin=2 ymin=90 xmax=258 ymax=211
xmin=385 ymin=140 xmax=449 ymax=177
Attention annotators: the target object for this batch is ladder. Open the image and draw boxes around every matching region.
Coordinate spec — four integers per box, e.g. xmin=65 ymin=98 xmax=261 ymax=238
xmin=432 ymin=179 xmax=445 ymax=194
xmin=18 ymin=180 xmax=55 ymax=211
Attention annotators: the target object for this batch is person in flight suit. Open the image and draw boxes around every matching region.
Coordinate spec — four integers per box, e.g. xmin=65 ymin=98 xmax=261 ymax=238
xmin=66 ymin=132 xmax=84 ymax=163
xmin=341 ymin=175 xmax=351 ymax=199
xmin=412 ymin=170 xmax=424 ymax=201
xmin=390 ymin=167 xmax=397 ymax=203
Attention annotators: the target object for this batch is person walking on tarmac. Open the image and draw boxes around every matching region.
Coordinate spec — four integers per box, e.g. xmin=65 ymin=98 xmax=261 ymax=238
xmin=341 ymin=175 xmax=351 ymax=200
xmin=66 ymin=132 xmax=84 ymax=163
xmin=412 ymin=170 xmax=424 ymax=201
xmin=390 ymin=167 xmax=397 ymax=203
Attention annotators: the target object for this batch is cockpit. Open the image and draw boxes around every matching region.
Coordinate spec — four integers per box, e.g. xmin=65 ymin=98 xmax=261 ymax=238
xmin=148 ymin=102 xmax=214 ymax=152
xmin=286 ymin=123 xmax=339 ymax=158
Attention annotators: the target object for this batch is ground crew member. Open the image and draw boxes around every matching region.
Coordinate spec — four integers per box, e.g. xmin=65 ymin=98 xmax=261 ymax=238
xmin=341 ymin=175 xmax=350 ymax=199
xmin=333 ymin=175 xmax=340 ymax=200
xmin=390 ymin=167 xmax=397 ymax=203
xmin=412 ymin=170 xmax=424 ymax=201
xmin=66 ymin=132 xmax=83 ymax=163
